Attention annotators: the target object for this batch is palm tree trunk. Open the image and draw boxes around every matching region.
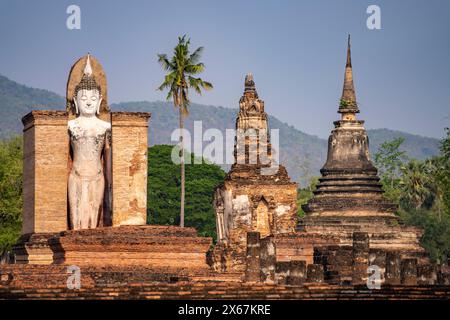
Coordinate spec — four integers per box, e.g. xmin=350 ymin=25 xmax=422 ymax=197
xmin=179 ymin=106 xmax=185 ymax=228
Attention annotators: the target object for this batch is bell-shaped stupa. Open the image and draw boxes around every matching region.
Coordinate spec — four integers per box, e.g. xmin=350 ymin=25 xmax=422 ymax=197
xmin=299 ymin=36 xmax=426 ymax=261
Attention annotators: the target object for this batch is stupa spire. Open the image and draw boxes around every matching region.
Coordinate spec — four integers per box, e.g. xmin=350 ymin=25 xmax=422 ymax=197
xmin=339 ymin=35 xmax=359 ymax=116
xmin=244 ymin=73 xmax=257 ymax=95
xmin=84 ymin=53 xmax=93 ymax=76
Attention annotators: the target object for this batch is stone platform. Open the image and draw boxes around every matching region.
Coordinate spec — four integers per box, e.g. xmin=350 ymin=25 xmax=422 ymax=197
xmin=14 ymin=226 xmax=212 ymax=269
xmin=0 ymin=264 xmax=449 ymax=300
xmin=297 ymin=216 xmax=427 ymax=263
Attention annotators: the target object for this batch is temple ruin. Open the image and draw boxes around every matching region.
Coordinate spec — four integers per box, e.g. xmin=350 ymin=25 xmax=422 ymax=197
xmin=0 ymin=43 xmax=449 ymax=299
xmin=299 ymin=36 xmax=426 ymax=261
xmin=212 ymin=74 xmax=298 ymax=272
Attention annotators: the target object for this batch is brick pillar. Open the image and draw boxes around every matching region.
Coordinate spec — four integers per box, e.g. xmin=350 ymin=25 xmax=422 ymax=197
xmin=401 ymin=258 xmax=418 ymax=286
xmin=275 ymin=261 xmax=290 ymax=284
xmin=352 ymin=232 xmax=369 ymax=285
xmin=437 ymin=265 xmax=450 ymax=285
xmin=21 ymin=110 xmax=69 ymax=234
xmin=244 ymin=232 xmax=261 ymax=282
xmin=369 ymin=249 xmax=386 ymax=285
xmin=385 ymin=252 xmax=401 ymax=285
xmin=306 ymin=264 xmax=324 ymax=283
xmin=417 ymin=265 xmax=437 ymax=285
xmin=111 ymin=112 xmax=151 ymax=226
xmin=260 ymin=236 xmax=276 ymax=283
xmin=286 ymin=261 xmax=306 ymax=285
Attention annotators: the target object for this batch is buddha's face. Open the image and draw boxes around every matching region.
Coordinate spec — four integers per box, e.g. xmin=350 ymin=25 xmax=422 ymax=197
xmin=74 ymin=89 xmax=102 ymax=117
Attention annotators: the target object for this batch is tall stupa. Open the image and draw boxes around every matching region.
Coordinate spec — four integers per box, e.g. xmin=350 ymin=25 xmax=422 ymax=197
xmin=299 ymin=36 xmax=427 ymax=261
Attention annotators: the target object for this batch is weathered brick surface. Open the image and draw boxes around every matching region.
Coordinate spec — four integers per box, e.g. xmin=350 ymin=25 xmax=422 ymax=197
xmin=275 ymin=261 xmax=290 ymax=285
xmin=386 ymin=252 xmax=401 ymax=285
xmin=314 ymin=246 xmax=353 ymax=285
xmin=111 ymin=112 xmax=150 ymax=226
xmin=417 ymin=265 xmax=438 ymax=285
xmin=10 ymin=226 xmax=212 ymax=269
xmin=13 ymin=233 xmax=54 ymax=264
xmin=0 ymin=264 xmax=449 ymax=299
xmin=244 ymin=232 xmax=260 ymax=282
xmin=286 ymin=261 xmax=306 ymax=285
xmin=22 ymin=110 xmax=69 ymax=235
xmin=273 ymin=232 xmax=338 ymax=265
xmin=352 ymin=232 xmax=369 ymax=285
xmin=306 ymin=264 xmax=324 ymax=283
xmin=260 ymin=236 xmax=276 ymax=283
xmin=49 ymin=225 xmax=212 ymax=269
xmin=401 ymin=259 xmax=418 ymax=286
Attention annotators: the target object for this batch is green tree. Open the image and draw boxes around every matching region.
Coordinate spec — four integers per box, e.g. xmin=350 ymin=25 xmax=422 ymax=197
xmin=147 ymin=145 xmax=225 ymax=239
xmin=399 ymin=160 xmax=433 ymax=210
xmin=398 ymin=207 xmax=450 ymax=265
xmin=440 ymin=128 xmax=450 ymax=158
xmin=0 ymin=135 xmax=23 ymax=252
xmin=435 ymin=128 xmax=450 ymax=215
xmin=374 ymin=137 xmax=407 ymax=203
xmin=375 ymin=130 xmax=450 ymax=264
xmin=157 ymin=35 xmax=213 ymax=227
xmin=297 ymin=176 xmax=319 ymax=217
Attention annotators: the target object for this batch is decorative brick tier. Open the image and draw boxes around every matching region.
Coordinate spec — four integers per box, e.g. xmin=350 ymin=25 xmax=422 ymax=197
xmin=297 ymin=216 xmax=427 ymax=262
xmin=48 ymin=225 xmax=212 ymax=269
xmin=13 ymin=226 xmax=212 ymax=269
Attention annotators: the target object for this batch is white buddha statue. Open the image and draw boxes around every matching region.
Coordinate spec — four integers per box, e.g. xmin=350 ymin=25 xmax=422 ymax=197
xmin=68 ymin=55 xmax=111 ymax=230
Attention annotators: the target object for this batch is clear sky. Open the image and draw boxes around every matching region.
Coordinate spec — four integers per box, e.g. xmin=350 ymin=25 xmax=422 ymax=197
xmin=0 ymin=0 xmax=449 ymax=139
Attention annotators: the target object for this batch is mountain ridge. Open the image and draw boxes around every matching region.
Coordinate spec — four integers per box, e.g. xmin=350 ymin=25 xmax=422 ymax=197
xmin=0 ymin=74 xmax=441 ymax=184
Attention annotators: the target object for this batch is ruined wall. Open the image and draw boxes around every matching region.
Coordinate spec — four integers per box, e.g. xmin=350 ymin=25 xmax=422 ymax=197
xmin=22 ymin=110 xmax=69 ymax=234
xmin=111 ymin=112 xmax=150 ymax=226
xmin=213 ymin=180 xmax=297 ymax=272
xmin=217 ymin=182 xmax=297 ymax=250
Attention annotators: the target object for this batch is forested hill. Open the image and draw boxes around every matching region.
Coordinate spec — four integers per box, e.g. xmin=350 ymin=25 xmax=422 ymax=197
xmin=0 ymin=74 xmax=441 ymax=184
xmin=113 ymin=101 xmax=441 ymax=184
xmin=0 ymin=75 xmax=64 ymax=138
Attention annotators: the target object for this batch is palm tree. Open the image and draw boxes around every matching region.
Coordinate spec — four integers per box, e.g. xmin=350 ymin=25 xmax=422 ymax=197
xmin=157 ymin=35 xmax=213 ymax=227
xmin=399 ymin=160 xmax=432 ymax=210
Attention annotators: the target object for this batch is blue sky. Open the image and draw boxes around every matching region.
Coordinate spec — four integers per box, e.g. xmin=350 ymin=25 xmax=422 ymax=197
xmin=0 ymin=0 xmax=449 ymax=139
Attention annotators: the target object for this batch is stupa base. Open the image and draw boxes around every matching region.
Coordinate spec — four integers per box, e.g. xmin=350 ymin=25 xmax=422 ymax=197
xmin=13 ymin=225 xmax=212 ymax=269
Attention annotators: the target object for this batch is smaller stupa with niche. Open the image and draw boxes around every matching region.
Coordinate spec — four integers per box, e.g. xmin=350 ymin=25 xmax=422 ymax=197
xmin=212 ymin=74 xmax=298 ymax=272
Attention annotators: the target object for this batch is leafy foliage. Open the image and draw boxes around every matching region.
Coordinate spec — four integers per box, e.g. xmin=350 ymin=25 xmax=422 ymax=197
xmin=375 ymin=131 xmax=450 ymax=264
xmin=374 ymin=137 xmax=407 ymax=203
xmin=147 ymin=145 xmax=225 ymax=239
xmin=0 ymin=136 xmax=23 ymax=252
xmin=297 ymin=177 xmax=319 ymax=217
xmin=399 ymin=208 xmax=450 ymax=265
xmin=157 ymin=35 xmax=213 ymax=114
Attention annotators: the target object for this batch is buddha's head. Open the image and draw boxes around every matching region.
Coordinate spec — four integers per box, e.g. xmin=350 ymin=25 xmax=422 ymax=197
xmin=73 ymin=55 xmax=102 ymax=117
